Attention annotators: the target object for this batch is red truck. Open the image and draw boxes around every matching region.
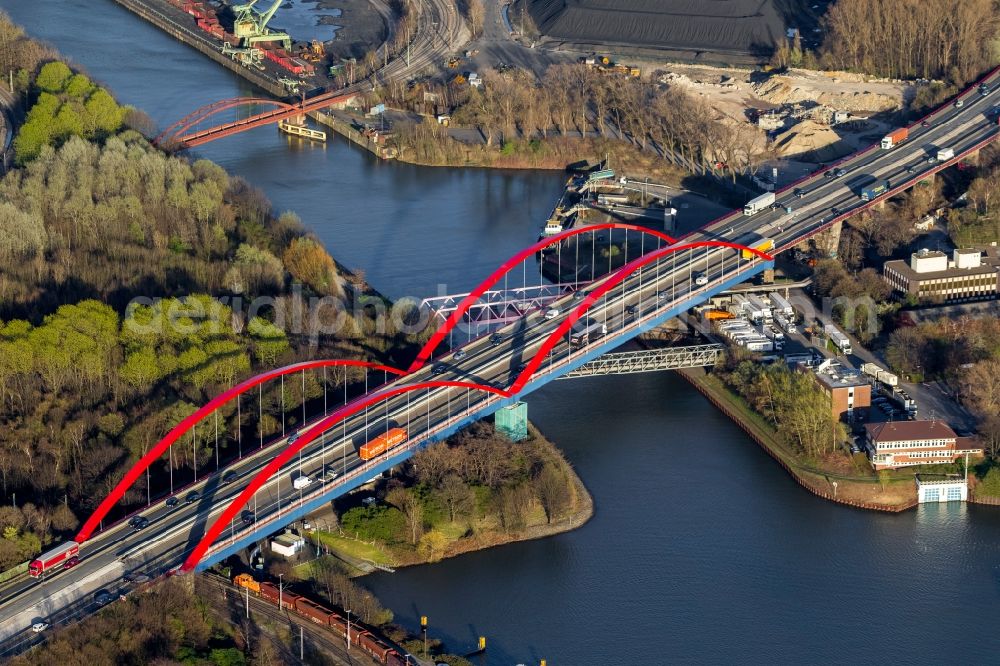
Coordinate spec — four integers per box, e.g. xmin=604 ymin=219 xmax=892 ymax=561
xmin=880 ymin=127 xmax=908 ymax=149
xmin=359 ymin=428 xmax=408 ymax=461
xmin=29 ymin=541 xmax=80 ymax=577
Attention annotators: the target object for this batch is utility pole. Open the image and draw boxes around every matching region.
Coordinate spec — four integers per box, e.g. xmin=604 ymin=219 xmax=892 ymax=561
xmin=346 ymin=609 xmax=352 ymax=649
xmin=300 ymin=626 xmax=304 ymax=660
xmin=245 ymin=584 xmax=250 ymax=619
xmin=279 ymin=573 xmax=284 ymax=610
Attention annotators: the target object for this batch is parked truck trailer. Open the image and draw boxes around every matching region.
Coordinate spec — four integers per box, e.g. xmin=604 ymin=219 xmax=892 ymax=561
xmin=824 ymin=324 xmax=853 ymax=354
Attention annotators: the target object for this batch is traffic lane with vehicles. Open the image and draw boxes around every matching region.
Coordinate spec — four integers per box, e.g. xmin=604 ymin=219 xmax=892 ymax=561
xmin=17 ymin=88 xmax=992 ymax=616
xmin=0 ymin=242 xmax=718 ymax=637
xmin=9 ymin=71 xmax=1000 ymax=632
xmin=683 ymin=76 xmax=1000 ymax=247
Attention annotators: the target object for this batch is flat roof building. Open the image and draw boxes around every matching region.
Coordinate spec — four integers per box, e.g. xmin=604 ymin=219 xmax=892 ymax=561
xmin=271 ymin=532 xmax=306 ymax=558
xmin=810 ymin=361 xmax=871 ymax=422
xmin=883 ymin=247 xmax=1000 ymax=304
xmin=865 ymin=420 xmax=983 ymax=470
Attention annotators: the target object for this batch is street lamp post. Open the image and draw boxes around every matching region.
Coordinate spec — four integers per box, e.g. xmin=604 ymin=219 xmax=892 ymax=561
xmin=346 ymin=608 xmax=352 ymax=649
xmin=278 ymin=573 xmax=284 ymax=610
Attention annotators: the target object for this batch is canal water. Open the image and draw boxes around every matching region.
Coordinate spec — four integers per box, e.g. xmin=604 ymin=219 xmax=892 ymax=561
xmin=6 ymin=2 xmax=1000 ymax=663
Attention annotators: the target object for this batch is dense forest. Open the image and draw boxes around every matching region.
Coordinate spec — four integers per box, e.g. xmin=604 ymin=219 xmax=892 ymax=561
xmin=818 ymin=0 xmax=999 ymax=84
xmin=0 ymin=18 xmax=423 ymax=571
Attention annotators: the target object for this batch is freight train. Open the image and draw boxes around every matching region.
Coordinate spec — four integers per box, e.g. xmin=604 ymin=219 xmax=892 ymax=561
xmin=233 ymin=574 xmax=406 ymax=665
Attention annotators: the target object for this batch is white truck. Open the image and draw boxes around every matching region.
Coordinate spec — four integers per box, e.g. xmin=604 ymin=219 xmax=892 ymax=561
xmin=861 ymin=362 xmax=899 ymax=387
xmin=293 ymin=474 xmax=313 ymax=490
xmin=570 ymin=317 xmax=607 ymax=345
xmin=743 ymin=192 xmax=775 ymax=216
xmin=743 ymin=338 xmax=774 ymax=352
xmin=747 ymin=294 xmax=773 ymax=320
xmin=936 ymin=147 xmax=955 ymax=161
xmin=773 ymin=312 xmax=797 ymax=334
xmin=824 ymin=324 xmax=853 ymax=354
xmin=768 ymin=292 xmax=794 ymax=317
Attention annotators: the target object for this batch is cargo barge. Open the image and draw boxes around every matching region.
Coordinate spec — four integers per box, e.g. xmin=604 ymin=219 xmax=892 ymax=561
xmin=277 ymin=119 xmax=327 ymax=141
xmin=108 ymin=0 xmax=323 ymax=97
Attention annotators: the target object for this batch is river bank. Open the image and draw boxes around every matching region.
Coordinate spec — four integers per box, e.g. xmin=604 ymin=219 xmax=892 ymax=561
xmin=678 ymin=366 xmax=919 ymax=512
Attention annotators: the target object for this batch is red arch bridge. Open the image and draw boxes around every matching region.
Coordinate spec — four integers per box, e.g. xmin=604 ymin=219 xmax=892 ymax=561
xmin=70 ymin=222 xmax=773 ymax=575
xmin=3 ymin=67 xmax=999 ymax=644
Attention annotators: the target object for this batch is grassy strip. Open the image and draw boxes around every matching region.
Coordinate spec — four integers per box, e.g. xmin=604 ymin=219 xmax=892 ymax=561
xmin=309 ymin=530 xmax=395 ymax=566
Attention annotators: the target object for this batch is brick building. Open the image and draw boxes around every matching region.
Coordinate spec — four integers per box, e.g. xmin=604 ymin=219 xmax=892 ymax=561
xmin=810 ymin=361 xmax=871 ymax=422
xmin=865 ymin=420 xmax=983 ymax=470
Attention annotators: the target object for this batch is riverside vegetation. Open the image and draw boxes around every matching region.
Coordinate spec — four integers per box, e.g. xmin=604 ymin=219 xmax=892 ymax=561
xmin=299 ymin=422 xmax=590 ymax=569
xmin=0 ymin=20 xmax=430 ymax=572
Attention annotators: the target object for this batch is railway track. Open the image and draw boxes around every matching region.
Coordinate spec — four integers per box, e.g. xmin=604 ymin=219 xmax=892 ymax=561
xmin=198 ymin=575 xmax=378 ymax=666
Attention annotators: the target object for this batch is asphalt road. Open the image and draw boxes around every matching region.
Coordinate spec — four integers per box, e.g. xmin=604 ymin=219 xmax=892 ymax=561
xmin=2 ymin=63 xmax=999 ymax=652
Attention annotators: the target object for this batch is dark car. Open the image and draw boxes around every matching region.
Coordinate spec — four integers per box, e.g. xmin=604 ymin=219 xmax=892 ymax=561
xmin=625 ymin=304 xmax=639 ymax=315
xmin=490 ymin=332 xmax=504 ymax=346
xmin=793 ymin=188 xmax=804 ymax=198
xmin=824 ymin=170 xmax=835 ymax=179
xmin=129 ymin=515 xmax=149 ymax=531
xmin=222 ymin=470 xmax=238 ymax=485
xmin=906 ymin=165 xmax=916 ymax=173
xmin=432 ymin=363 xmax=447 ymax=375
xmin=165 ymin=496 xmax=179 ymax=508
xmin=63 ymin=556 xmax=80 ymax=570
xmin=921 ymin=120 xmax=930 ymax=127
xmin=241 ymin=510 xmax=256 ymax=526
xmin=185 ymin=490 xmax=200 ymax=504
xmin=94 ymin=591 xmax=112 ymax=606
xmin=831 ymin=207 xmax=840 ymax=216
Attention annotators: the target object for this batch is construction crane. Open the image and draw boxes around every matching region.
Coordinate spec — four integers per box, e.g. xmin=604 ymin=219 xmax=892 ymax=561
xmin=232 ymin=0 xmax=291 ymax=50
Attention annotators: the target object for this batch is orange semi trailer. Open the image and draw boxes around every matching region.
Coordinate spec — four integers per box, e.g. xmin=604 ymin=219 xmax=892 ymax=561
xmin=359 ymin=428 xmax=408 ymax=460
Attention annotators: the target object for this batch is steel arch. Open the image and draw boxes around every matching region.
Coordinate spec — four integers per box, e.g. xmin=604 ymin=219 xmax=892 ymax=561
xmin=510 ymin=240 xmax=774 ymax=394
xmin=76 ymin=359 xmax=406 ymax=542
xmin=409 ymin=223 xmax=677 ymax=372
xmin=182 ymin=379 xmax=511 ymax=571
xmin=185 ymin=240 xmax=772 ymax=570
xmin=154 ymin=97 xmax=296 ymax=146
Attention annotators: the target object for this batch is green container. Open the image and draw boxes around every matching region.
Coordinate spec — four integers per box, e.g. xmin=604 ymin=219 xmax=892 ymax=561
xmin=495 ymin=402 xmax=528 ymax=442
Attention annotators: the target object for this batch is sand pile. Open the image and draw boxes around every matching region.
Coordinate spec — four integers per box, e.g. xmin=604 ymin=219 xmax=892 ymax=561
xmin=772 ymin=120 xmax=854 ymax=162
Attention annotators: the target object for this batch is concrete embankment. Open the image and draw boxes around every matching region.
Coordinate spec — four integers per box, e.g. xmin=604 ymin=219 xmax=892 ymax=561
xmin=110 ymin=0 xmax=286 ymax=97
xmin=677 ymin=366 xmax=919 ymax=513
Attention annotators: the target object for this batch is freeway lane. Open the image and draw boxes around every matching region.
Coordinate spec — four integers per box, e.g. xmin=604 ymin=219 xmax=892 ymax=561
xmin=685 ymin=66 xmax=1000 ymax=254
xmin=3 ymin=67 xmax=1000 ymax=648
xmin=0 ymin=228 xmax=755 ymax=643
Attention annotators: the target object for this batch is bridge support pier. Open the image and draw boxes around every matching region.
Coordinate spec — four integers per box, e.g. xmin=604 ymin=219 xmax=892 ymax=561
xmin=495 ymin=401 xmax=528 ymax=441
xmin=813 ymin=220 xmax=842 ymax=258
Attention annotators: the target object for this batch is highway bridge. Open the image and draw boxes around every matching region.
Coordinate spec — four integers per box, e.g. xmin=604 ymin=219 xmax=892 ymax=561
xmin=2 ymin=66 xmax=1000 ymax=654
